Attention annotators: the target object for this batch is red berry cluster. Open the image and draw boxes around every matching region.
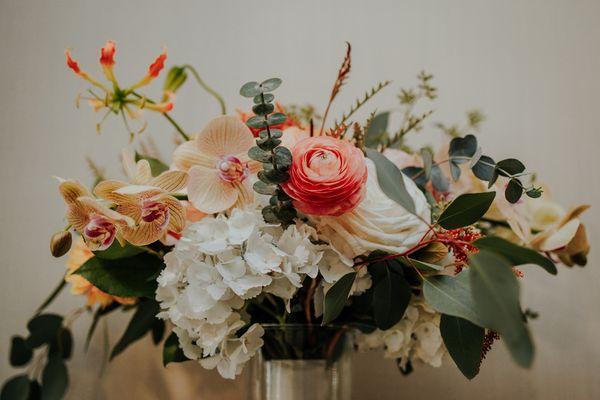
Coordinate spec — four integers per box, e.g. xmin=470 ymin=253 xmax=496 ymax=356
xmin=436 ymin=226 xmax=482 ymax=273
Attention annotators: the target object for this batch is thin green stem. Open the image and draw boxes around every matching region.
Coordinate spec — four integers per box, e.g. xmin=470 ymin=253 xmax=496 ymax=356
xmin=131 ymin=91 xmax=190 ymax=141
xmin=183 ymin=65 xmax=227 ymax=115
xmin=34 ymin=278 xmax=66 ymax=316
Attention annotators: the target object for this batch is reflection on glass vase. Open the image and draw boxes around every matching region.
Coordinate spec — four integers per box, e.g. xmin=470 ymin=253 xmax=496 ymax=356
xmin=248 ymin=324 xmax=354 ymax=400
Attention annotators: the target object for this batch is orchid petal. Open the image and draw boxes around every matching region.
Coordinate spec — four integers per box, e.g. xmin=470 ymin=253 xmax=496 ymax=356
xmin=196 ymin=116 xmax=255 ymax=158
xmin=150 ymin=170 xmax=188 ymax=193
xmin=59 ymin=180 xmax=92 ymax=204
xmin=187 ymin=165 xmax=238 ymax=214
xmin=94 ymin=180 xmax=128 ymax=202
xmin=173 ymin=140 xmax=215 ymax=171
xmin=536 ymin=219 xmax=581 ymax=252
xmin=164 ymin=196 xmax=186 ymax=233
xmin=77 ymin=196 xmax=135 ymax=227
xmin=122 ymin=220 xmax=165 ymax=246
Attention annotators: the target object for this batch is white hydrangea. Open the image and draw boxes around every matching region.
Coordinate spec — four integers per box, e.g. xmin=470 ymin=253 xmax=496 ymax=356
xmin=155 ymin=208 xmax=326 ymax=379
xmin=356 ymin=298 xmax=447 ymax=368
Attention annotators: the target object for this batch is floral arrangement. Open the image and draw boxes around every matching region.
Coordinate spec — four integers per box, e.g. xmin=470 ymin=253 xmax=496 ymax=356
xmin=1 ymin=41 xmax=591 ymax=399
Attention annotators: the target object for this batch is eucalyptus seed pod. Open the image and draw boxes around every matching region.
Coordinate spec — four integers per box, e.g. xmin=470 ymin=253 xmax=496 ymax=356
xmin=50 ymin=231 xmax=72 ymax=258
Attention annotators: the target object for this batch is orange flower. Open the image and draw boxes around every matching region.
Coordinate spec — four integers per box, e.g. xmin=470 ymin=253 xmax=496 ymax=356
xmin=172 ymin=116 xmax=260 ymax=213
xmin=65 ymin=238 xmax=135 ymax=307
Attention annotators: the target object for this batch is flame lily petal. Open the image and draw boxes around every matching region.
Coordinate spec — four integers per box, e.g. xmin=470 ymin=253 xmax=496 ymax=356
xmin=187 ymin=165 xmax=238 ymax=214
xmin=99 ymin=40 xmax=117 ymax=83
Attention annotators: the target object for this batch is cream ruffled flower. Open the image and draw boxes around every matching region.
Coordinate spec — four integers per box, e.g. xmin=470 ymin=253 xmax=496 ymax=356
xmin=311 ymin=158 xmax=431 ymax=259
xmin=93 ymin=151 xmax=187 ymax=245
xmin=172 ymin=116 xmax=260 ymax=214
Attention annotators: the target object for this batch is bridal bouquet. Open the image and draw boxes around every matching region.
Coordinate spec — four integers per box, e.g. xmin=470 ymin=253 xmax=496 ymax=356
xmin=2 ymin=41 xmax=591 ymax=399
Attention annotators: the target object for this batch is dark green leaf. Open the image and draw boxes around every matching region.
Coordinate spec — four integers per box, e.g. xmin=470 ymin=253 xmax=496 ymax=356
xmin=431 ymin=164 xmax=449 ymax=192
xmin=257 ymin=137 xmax=282 ymax=151
xmin=163 ymin=332 xmax=188 ymax=366
xmin=450 ymin=161 xmax=461 ymax=181
xmin=239 ymin=81 xmax=261 ymax=97
xmin=135 ymin=153 xmax=169 ymax=176
xmin=93 ymin=241 xmax=145 ymax=260
xmin=248 ymin=146 xmax=272 ymax=163
xmin=111 ymin=300 xmax=160 ymax=360
xmin=469 ymin=250 xmax=534 ymax=368
xmin=496 ymin=158 xmax=525 ymax=176
xmin=49 ymin=329 xmax=72 ymax=360
xmin=1 ymin=375 xmax=30 ymax=400
xmin=505 ymin=179 xmax=523 ymax=203
xmin=75 ymin=253 xmax=163 ymax=298
xmin=449 ymin=135 xmax=477 ymax=162
xmin=366 ymin=149 xmax=416 ymax=214
xmin=322 ymin=272 xmax=357 ymax=325
xmin=246 ymin=115 xmax=267 ymax=129
xmin=260 ymin=78 xmax=282 ymax=92
xmin=10 ymin=336 xmax=32 ymax=367
xmin=473 ymin=236 xmax=557 ymax=275
xmin=437 ymin=192 xmax=496 ymax=229
xmin=25 ymin=314 xmax=63 ymax=349
xmin=152 ymin=320 xmax=165 ymax=345
xmin=471 ymin=155 xmax=495 ymax=181
xmin=402 ymin=167 xmax=428 ymax=187
xmin=423 ymin=271 xmax=485 ymax=327
xmin=371 ymin=263 xmax=411 ymax=329
xmin=487 ymin=168 xmax=499 ymax=188
xmin=526 ymin=188 xmax=543 ymax=198
xmin=267 ymin=113 xmax=287 ymax=126
xmin=252 ymin=103 xmax=275 ymax=116
xmin=365 ymin=112 xmax=389 ymax=148
xmin=261 ymin=206 xmax=280 ymax=224
xmin=275 ymin=204 xmax=297 ymax=223
xmin=253 ymin=181 xmax=277 ymax=195
xmin=253 ymin=93 xmax=274 ymax=104
xmin=440 ymin=315 xmax=484 ymax=379
xmin=28 ymin=380 xmax=41 ymax=400
xmin=259 ymin=169 xmax=289 ymax=184
xmin=41 ymin=355 xmax=68 ymax=400
xmin=258 ymin=129 xmax=283 ymax=139
xmin=273 ymin=147 xmax=292 ymax=170
xmin=403 ymin=257 xmax=442 ymax=273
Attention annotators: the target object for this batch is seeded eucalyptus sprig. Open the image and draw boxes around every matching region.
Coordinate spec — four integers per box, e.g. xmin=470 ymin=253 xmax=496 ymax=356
xmin=405 ymin=134 xmax=543 ymax=203
xmin=240 ymin=78 xmax=296 ymax=225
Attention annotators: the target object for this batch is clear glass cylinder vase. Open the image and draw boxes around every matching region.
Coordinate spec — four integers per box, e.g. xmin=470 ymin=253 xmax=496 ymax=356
xmin=248 ymin=324 xmax=353 ymax=400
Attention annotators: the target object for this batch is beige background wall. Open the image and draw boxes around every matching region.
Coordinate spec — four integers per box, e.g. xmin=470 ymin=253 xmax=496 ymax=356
xmin=1 ymin=0 xmax=599 ymax=399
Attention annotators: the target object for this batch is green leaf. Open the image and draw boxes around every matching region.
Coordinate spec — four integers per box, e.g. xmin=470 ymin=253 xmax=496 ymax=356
xmin=403 ymin=257 xmax=442 ymax=273
xmin=431 ymin=164 xmax=449 ymax=192
xmin=526 ymin=187 xmax=543 ymax=198
xmin=261 ymin=206 xmax=280 ymax=224
xmin=28 ymin=380 xmax=41 ymax=400
xmin=41 ymin=356 xmax=69 ymax=400
xmin=469 ymin=250 xmax=534 ymax=368
xmin=259 ymin=169 xmax=289 ymax=184
xmin=1 ymin=375 xmax=30 ymax=400
xmin=151 ymin=319 xmax=165 ymax=345
xmin=258 ymin=129 xmax=283 ymax=139
xmin=163 ymin=332 xmax=188 ymax=366
xmin=49 ymin=329 xmax=73 ymax=360
xmin=246 ymin=115 xmax=267 ymax=129
xmin=402 ymin=167 xmax=428 ymax=187
xmin=473 ymin=236 xmax=557 ymax=275
xmin=505 ymin=178 xmax=523 ymax=204
xmin=273 ymin=147 xmax=292 ymax=170
xmin=437 ymin=192 xmax=496 ymax=229
xmin=25 ymin=314 xmax=63 ymax=349
xmin=260 ymin=78 xmax=282 ymax=92
xmin=450 ymin=161 xmax=461 ymax=181
xmin=496 ymin=158 xmax=525 ymax=176
xmin=366 ymin=149 xmax=416 ymax=214
xmin=257 ymin=137 xmax=282 ymax=151
xmin=75 ymin=253 xmax=163 ymax=298
xmin=10 ymin=336 xmax=33 ymax=367
xmin=253 ymin=181 xmax=277 ymax=196
xmin=254 ymin=93 xmax=274 ymax=104
xmin=252 ymin=103 xmax=275 ymax=116
xmin=449 ymin=135 xmax=477 ymax=162
xmin=111 ymin=300 xmax=160 ymax=360
xmin=239 ymin=81 xmax=261 ymax=97
xmin=365 ymin=112 xmax=389 ymax=148
xmin=371 ymin=262 xmax=411 ymax=329
xmin=248 ymin=146 xmax=272 ymax=163
xmin=267 ymin=113 xmax=287 ymax=126
xmin=93 ymin=241 xmax=145 ymax=260
xmin=322 ymin=272 xmax=357 ymax=325
xmin=471 ymin=155 xmax=495 ymax=181
xmin=423 ymin=271 xmax=485 ymax=327
xmin=440 ymin=315 xmax=484 ymax=379
xmin=487 ymin=168 xmax=499 ymax=188
xmin=135 ymin=153 xmax=169 ymax=176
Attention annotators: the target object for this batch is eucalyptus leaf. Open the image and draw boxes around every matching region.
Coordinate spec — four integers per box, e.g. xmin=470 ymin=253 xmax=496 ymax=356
xmin=267 ymin=113 xmax=287 ymax=126
xmin=449 ymin=134 xmax=477 ymax=162
xmin=260 ymin=78 xmax=282 ymax=92
xmin=437 ymin=192 xmax=496 ymax=229
xmin=248 ymin=146 xmax=272 ymax=163
xmin=253 ymin=181 xmax=277 ymax=196
xmin=246 ymin=115 xmax=267 ymax=129
xmin=239 ymin=81 xmax=261 ymax=97
xmin=496 ymin=158 xmax=525 ymax=176
xmin=366 ymin=149 xmax=416 ymax=214
xmin=402 ymin=167 xmax=428 ymax=187
xmin=25 ymin=314 xmax=63 ymax=349
xmin=41 ymin=356 xmax=69 ymax=400
xmin=48 ymin=328 xmax=73 ymax=360
xmin=365 ymin=112 xmax=389 ymax=148
xmin=473 ymin=236 xmax=557 ymax=275
xmin=9 ymin=336 xmax=32 ymax=367
xmin=469 ymin=250 xmax=534 ymax=368
xmin=0 ymin=375 xmax=30 ymax=400
xmin=505 ymin=178 xmax=523 ymax=203
xmin=254 ymin=93 xmax=274 ymax=104
xmin=440 ymin=315 xmax=484 ymax=379
xmin=431 ymin=164 xmax=449 ymax=192
xmin=111 ymin=300 xmax=160 ymax=360
xmin=163 ymin=332 xmax=188 ymax=366
xmin=252 ymin=103 xmax=275 ymax=116
xmin=403 ymin=257 xmax=442 ymax=273
xmin=257 ymin=137 xmax=282 ymax=151
xmin=421 ymin=148 xmax=433 ymax=179
xmin=526 ymin=188 xmax=543 ymax=198
xmin=273 ymin=147 xmax=292 ymax=170
xmin=322 ymin=272 xmax=357 ymax=325
xmin=450 ymin=161 xmax=461 ymax=181
xmin=471 ymin=155 xmax=495 ymax=181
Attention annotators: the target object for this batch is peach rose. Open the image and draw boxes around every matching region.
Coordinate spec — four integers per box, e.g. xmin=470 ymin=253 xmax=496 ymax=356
xmin=282 ymin=136 xmax=368 ymax=216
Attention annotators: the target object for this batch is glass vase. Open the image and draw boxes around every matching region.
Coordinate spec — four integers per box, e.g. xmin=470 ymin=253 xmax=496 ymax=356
xmin=248 ymin=324 xmax=354 ymax=400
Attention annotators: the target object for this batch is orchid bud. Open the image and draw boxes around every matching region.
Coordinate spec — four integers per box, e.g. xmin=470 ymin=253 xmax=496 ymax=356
xmin=162 ymin=66 xmax=187 ymax=101
xmin=50 ymin=231 xmax=72 ymax=257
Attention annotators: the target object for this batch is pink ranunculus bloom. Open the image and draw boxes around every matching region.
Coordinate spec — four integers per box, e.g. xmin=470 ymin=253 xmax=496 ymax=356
xmin=282 ymin=136 xmax=368 ymax=216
